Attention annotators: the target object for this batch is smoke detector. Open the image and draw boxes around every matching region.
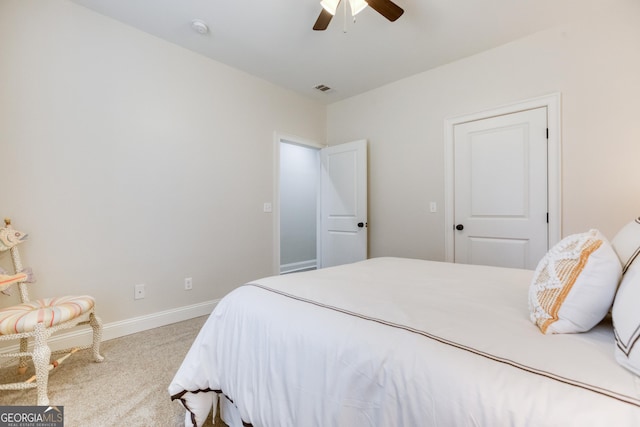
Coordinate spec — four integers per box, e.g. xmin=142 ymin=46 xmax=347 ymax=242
xmin=190 ymin=19 xmax=209 ymax=35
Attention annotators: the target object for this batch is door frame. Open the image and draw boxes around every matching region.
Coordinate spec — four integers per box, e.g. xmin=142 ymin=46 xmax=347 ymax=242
xmin=273 ymin=132 xmax=325 ymax=275
xmin=443 ymin=93 xmax=562 ymax=263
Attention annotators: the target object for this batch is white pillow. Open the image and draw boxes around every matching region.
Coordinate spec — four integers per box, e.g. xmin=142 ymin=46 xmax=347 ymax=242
xmin=612 ymin=260 xmax=640 ymax=376
xmin=528 ymin=229 xmax=621 ymax=334
xmin=611 ymin=217 xmax=640 ymax=273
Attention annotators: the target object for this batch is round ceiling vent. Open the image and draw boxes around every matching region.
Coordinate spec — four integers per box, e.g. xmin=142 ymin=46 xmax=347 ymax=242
xmin=190 ymin=19 xmax=209 ymax=35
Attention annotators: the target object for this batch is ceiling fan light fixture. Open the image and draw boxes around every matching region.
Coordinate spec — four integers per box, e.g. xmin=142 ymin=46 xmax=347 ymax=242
xmin=349 ymin=0 xmax=368 ymax=16
xmin=314 ymin=0 xmax=402 ymax=30
xmin=320 ymin=0 xmax=340 ymax=15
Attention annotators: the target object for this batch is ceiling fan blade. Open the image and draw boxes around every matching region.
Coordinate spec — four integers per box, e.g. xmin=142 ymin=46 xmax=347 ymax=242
xmin=366 ymin=0 xmax=404 ymax=22
xmin=313 ymin=8 xmax=334 ymax=31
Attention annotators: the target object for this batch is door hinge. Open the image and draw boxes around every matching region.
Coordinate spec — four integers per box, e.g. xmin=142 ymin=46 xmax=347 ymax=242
xmin=546 ymin=212 xmax=549 ymax=223
xmin=546 ymin=128 xmax=549 ymax=139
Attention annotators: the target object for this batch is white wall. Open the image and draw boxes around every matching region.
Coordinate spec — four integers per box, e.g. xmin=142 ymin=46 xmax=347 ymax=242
xmin=327 ymin=0 xmax=640 ymax=262
xmin=0 ymin=0 xmax=325 ymax=327
xmin=2 ymin=0 xmax=639 ymax=338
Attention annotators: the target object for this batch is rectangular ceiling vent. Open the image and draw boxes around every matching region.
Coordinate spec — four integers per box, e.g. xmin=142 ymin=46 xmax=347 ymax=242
xmin=314 ymin=84 xmax=333 ymax=93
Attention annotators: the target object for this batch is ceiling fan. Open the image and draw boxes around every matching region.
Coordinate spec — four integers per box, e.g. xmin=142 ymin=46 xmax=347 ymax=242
xmin=313 ymin=0 xmax=404 ymax=31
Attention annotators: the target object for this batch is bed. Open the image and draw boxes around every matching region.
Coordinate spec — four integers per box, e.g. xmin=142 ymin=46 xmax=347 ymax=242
xmin=169 ymin=252 xmax=640 ymax=426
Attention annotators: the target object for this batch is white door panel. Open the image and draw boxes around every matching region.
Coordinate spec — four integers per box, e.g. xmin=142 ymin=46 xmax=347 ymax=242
xmin=325 ymin=152 xmax=357 ymax=216
xmin=454 ymin=107 xmax=548 ymax=269
xmin=467 ymin=237 xmax=529 ymax=269
xmin=320 ymin=140 xmax=367 ymax=268
xmin=469 ymin=126 xmax=527 ymax=217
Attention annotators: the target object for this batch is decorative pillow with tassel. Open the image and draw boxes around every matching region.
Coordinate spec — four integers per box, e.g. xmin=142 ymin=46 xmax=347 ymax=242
xmin=529 ymin=229 xmax=621 ymax=334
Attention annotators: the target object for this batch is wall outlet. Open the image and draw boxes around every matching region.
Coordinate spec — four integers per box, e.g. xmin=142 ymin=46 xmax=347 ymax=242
xmin=134 ymin=283 xmax=145 ymax=300
xmin=184 ymin=277 xmax=193 ymax=290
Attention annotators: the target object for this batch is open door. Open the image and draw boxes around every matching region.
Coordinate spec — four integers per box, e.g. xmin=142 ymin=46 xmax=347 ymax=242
xmin=319 ymin=140 xmax=368 ymax=268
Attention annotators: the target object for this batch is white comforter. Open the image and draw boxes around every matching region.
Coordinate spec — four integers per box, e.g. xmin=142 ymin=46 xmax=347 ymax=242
xmin=169 ymin=257 xmax=640 ymax=426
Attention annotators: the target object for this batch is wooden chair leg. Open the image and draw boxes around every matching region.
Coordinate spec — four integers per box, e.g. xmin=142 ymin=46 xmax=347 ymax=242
xmin=32 ymin=323 xmax=51 ymax=406
xmin=89 ymin=312 xmax=105 ymax=363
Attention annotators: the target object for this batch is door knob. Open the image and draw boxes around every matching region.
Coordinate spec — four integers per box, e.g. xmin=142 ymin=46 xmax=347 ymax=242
xmin=455 ymin=224 xmax=464 ymax=231
xmin=357 ymin=222 xmax=366 ymax=228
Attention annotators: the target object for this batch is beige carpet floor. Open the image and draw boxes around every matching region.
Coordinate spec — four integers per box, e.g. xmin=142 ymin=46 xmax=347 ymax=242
xmin=0 ymin=316 xmax=224 ymax=426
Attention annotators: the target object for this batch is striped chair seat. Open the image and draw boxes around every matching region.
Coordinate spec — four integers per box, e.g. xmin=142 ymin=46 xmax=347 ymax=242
xmin=0 ymin=296 xmax=95 ymax=335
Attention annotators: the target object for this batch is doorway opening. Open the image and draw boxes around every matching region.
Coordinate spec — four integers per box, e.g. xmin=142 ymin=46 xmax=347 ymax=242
xmin=276 ymin=136 xmax=322 ymax=274
xmin=274 ymin=134 xmax=368 ymax=275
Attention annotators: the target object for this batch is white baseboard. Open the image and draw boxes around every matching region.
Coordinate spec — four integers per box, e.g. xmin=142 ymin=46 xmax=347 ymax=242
xmin=280 ymin=259 xmax=317 ymax=274
xmin=1 ymin=299 xmax=219 ymax=354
